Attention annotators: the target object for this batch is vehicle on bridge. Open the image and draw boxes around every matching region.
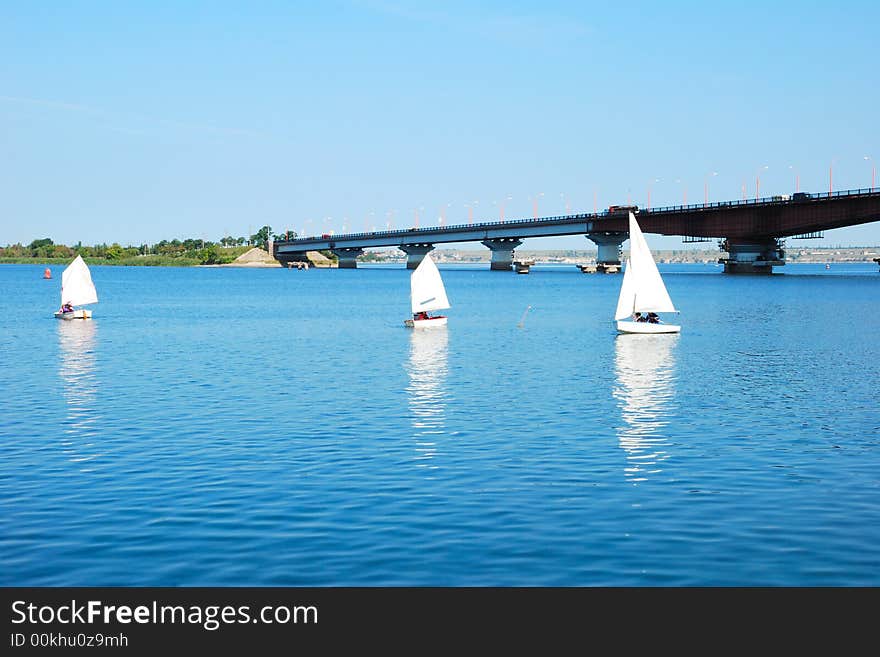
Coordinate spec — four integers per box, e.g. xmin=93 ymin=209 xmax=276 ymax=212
xmin=608 ymin=205 xmax=639 ymax=215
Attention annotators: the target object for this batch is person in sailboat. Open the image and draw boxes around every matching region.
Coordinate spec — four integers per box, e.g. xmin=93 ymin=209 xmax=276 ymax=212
xmin=646 ymin=312 xmax=660 ymax=324
xmin=60 ymin=301 xmax=74 ymax=314
xmin=414 ymin=311 xmax=429 ymax=321
xmin=633 ymin=312 xmax=647 ymax=322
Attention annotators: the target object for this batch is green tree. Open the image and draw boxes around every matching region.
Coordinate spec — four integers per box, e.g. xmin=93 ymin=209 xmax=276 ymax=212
xmin=51 ymin=244 xmax=73 ymax=258
xmin=250 ymin=226 xmax=273 ymax=249
xmin=28 ymin=238 xmax=54 ymax=251
xmin=105 ymin=243 xmax=124 ymax=260
xmin=198 ymin=244 xmax=225 ymax=264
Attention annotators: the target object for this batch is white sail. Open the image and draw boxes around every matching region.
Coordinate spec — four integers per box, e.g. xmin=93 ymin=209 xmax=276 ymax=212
xmin=61 ymin=255 xmax=98 ymax=307
xmin=410 ymin=254 xmax=450 ymax=314
xmin=614 ymin=258 xmax=636 ymax=320
xmin=626 ymin=212 xmax=676 ymax=314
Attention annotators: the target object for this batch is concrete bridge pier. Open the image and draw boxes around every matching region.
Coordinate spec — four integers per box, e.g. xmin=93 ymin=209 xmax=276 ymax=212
xmin=274 ymin=250 xmax=311 ymax=268
xmin=400 ymin=243 xmax=435 ymax=269
xmin=719 ymin=238 xmax=785 ymax=274
xmin=332 ymin=247 xmax=364 ymax=269
xmin=587 ymin=232 xmax=626 ymax=272
xmin=482 ymin=238 xmax=523 ymax=271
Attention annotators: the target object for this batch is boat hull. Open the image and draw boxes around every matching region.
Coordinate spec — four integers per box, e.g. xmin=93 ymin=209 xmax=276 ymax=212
xmin=55 ymin=309 xmax=92 ymax=320
xmin=404 ymin=316 xmax=448 ymax=328
xmin=616 ymin=320 xmax=679 ymax=334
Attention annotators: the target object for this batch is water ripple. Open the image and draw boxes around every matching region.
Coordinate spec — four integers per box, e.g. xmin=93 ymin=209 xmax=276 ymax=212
xmin=1 ymin=264 xmax=878 ymax=585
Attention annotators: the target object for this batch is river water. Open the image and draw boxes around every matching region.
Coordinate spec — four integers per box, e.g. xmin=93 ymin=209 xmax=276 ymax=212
xmin=1 ymin=262 xmax=878 ymax=585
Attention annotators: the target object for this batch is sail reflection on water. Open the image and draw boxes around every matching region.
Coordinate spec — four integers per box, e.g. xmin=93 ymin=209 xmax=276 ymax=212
xmin=57 ymin=320 xmax=101 ymax=470
xmin=612 ymin=334 xmax=678 ymax=482
xmin=404 ymin=327 xmax=449 ymax=467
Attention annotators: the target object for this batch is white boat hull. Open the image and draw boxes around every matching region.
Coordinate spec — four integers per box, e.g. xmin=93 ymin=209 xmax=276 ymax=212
xmin=616 ymin=320 xmax=680 ymax=334
xmin=55 ymin=309 xmax=92 ymax=320
xmin=404 ymin=316 xmax=448 ymax=328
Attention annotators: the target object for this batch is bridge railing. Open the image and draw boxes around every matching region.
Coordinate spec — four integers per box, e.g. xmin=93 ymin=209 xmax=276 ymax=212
xmin=647 ymin=187 xmax=878 ymax=215
xmin=283 ymin=211 xmax=605 ymax=243
xmin=276 ymin=187 xmax=879 ymax=244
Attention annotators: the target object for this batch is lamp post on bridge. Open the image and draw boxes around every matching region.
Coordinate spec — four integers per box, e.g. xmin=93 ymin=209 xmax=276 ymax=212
xmin=466 ymin=200 xmax=478 ymax=225
xmin=704 ymin=171 xmax=718 ymax=205
xmin=675 ymin=179 xmax=687 ymax=206
xmin=829 ymin=158 xmax=837 ymax=195
xmin=647 ymin=178 xmax=660 ymax=210
xmin=493 ymin=196 xmax=511 ymax=222
xmin=500 ymin=196 xmax=512 ymax=222
xmin=560 ymin=192 xmax=570 ymax=214
xmin=788 ymin=165 xmax=799 ymax=193
xmin=866 ymin=156 xmax=875 ymax=191
xmin=755 ymin=165 xmax=768 ymax=200
xmin=439 ymin=203 xmax=451 ymax=227
xmin=529 ymin=192 xmax=544 ymax=219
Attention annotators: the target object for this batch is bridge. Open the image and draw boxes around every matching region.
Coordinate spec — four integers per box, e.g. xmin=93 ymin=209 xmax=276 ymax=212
xmin=272 ymin=188 xmax=880 ymax=274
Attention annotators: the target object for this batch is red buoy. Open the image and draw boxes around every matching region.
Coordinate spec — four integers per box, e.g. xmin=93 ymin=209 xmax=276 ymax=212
xmin=43 ymin=268 xmax=52 ymax=279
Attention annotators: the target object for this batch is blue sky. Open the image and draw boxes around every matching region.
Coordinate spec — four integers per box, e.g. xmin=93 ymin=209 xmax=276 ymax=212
xmin=2 ymin=0 xmax=878 ymax=249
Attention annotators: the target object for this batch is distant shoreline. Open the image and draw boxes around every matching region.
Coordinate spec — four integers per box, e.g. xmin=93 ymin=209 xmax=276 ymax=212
xmin=5 ymin=260 xmax=878 ymax=271
xmin=3 ymin=246 xmax=879 ymax=268
xmin=0 ymin=257 xmax=203 ymax=267
xmin=198 ymin=262 xmax=282 ymax=268
xmin=0 ymin=257 xmax=302 ymax=267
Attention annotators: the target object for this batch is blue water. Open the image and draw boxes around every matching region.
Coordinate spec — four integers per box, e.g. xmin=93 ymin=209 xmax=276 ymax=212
xmin=1 ymin=262 xmax=878 ymax=586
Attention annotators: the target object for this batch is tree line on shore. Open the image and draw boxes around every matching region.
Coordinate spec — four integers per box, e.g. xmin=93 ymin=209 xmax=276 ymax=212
xmin=1 ymin=226 xmax=292 ymax=265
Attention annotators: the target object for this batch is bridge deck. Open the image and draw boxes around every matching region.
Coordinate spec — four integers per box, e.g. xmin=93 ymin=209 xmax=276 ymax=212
xmin=274 ymin=188 xmax=880 ymax=253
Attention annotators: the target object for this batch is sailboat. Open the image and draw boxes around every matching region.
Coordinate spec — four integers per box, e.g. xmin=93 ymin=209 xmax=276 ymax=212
xmin=54 ymin=255 xmax=98 ymax=320
xmin=404 ymin=254 xmax=450 ymax=328
xmin=615 ymin=212 xmax=680 ymax=334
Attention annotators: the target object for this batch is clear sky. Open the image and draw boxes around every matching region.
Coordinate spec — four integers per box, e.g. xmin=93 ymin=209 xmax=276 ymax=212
xmin=2 ymin=0 xmax=878 ymax=250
